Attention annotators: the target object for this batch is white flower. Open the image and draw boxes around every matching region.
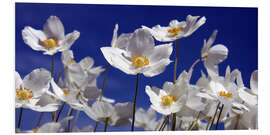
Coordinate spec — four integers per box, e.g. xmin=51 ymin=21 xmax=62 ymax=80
xmin=22 ymin=16 xmax=80 ymax=55
xmin=72 ymin=125 xmax=93 ymax=132
xmin=83 ymin=101 xmax=133 ymax=126
xmin=15 ymin=69 xmax=55 ymax=112
xmin=101 ymin=28 xmax=173 ymax=77
xmin=133 ymin=107 xmax=160 ymax=131
xmin=142 ymin=15 xmax=206 ymax=42
xmin=145 ymin=71 xmax=190 ymax=115
xmin=201 ymin=30 xmax=228 ymax=78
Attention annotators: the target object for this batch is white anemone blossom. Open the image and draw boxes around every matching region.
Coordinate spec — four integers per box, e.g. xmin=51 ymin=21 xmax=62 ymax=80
xmin=22 ymin=16 xmax=80 ymax=55
xmin=201 ymin=30 xmax=228 ymax=78
xmin=83 ymin=101 xmax=133 ymax=126
xmin=224 ymin=70 xmax=258 ymax=129
xmin=196 ymin=66 xmax=249 ymax=121
xmin=17 ymin=116 xmax=73 ymax=133
xmin=142 ymin=15 xmax=206 ymax=42
xmin=101 ymin=28 xmax=173 ymax=77
xmin=133 ymin=107 xmax=161 ymax=131
xmin=145 ymin=71 xmax=190 ymax=115
xmin=15 ymin=69 xmax=59 ymax=112
xmin=60 ymin=50 xmax=114 ymax=103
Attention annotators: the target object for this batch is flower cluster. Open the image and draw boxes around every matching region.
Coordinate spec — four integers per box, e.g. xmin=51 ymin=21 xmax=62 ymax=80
xmin=16 ymin=14 xmax=257 ymax=133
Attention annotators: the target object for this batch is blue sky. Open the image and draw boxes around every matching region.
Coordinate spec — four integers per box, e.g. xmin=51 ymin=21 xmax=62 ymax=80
xmin=15 ymin=3 xmax=257 ymax=132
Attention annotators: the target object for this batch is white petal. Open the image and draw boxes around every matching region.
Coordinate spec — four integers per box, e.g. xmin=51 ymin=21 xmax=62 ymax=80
xmin=142 ymin=25 xmax=175 ymax=42
xmin=15 ymin=71 xmax=23 ymax=90
xmin=61 ymin=50 xmax=74 ymax=66
xmin=83 ymin=86 xmax=99 ymax=99
xmin=79 ymin=57 xmax=94 ymax=71
xmin=58 ymin=30 xmax=80 ymax=51
xmin=148 ymin=43 xmax=173 ymax=63
xmin=250 ymin=70 xmax=258 ymax=95
xmin=127 ymin=28 xmax=155 ymax=56
xmin=100 ymin=47 xmax=136 ymax=75
xmin=51 ymin=79 xmax=66 ymax=101
xmin=206 ymin=30 xmax=218 ymax=48
xmin=37 ymin=123 xmax=61 ymax=133
xmin=207 ymin=44 xmax=228 ymax=65
xmin=43 ymin=16 xmax=65 ymax=40
xmin=111 ymin=24 xmax=119 ymax=48
xmin=23 ymin=68 xmax=51 ymax=98
xmin=66 ymin=62 xmax=88 ymax=88
xmin=22 ymin=26 xmax=47 ymax=51
xmin=183 ymin=15 xmax=206 ymax=37
xmin=239 ymin=88 xmax=257 ymax=106
xmin=143 ymin=59 xmax=172 ymax=77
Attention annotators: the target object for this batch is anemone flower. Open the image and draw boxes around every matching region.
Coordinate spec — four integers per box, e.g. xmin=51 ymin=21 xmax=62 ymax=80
xmin=101 ymin=28 xmax=172 ymax=77
xmin=22 ymin=16 xmax=80 ymax=55
xmin=142 ymin=15 xmax=206 ymax=42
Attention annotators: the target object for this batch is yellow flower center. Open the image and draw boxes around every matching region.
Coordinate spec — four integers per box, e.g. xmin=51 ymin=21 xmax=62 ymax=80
xmin=63 ymin=90 xmax=70 ymax=95
xmin=32 ymin=128 xmax=38 ymax=133
xmin=43 ymin=38 xmax=58 ymax=49
xmin=16 ymin=88 xmax=33 ymax=100
xmin=132 ymin=55 xmax=149 ymax=68
xmin=70 ymin=58 xmax=75 ymax=64
xmin=168 ymin=27 xmax=184 ymax=36
xmin=218 ymin=91 xmax=232 ymax=99
xmin=161 ymin=95 xmax=176 ymax=105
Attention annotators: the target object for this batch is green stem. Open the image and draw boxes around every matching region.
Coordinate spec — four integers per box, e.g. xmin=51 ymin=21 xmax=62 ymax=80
xmin=131 ymin=73 xmax=139 ymax=131
xmin=215 ymin=104 xmax=224 ymax=130
xmin=51 ymin=55 xmax=55 ymax=121
xmin=71 ymin=110 xmax=80 ymax=132
xmin=35 ymin=112 xmax=44 ymax=129
xmin=172 ymin=113 xmax=176 ymax=130
xmin=65 ymin=108 xmax=73 ymax=132
xmin=17 ymin=107 xmax=23 ymax=129
xmin=209 ymin=102 xmax=220 ymax=130
xmin=55 ymin=102 xmax=66 ymax=122
xmin=93 ymin=122 xmax=98 ymax=132
xmin=104 ymin=117 xmax=109 ymax=132
xmin=158 ymin=117 xmax=167 ymax=131
xmin=56 ymin=67 xmax=67 ymax=84
xmin=167 ymin=115 xmax=171 ymax=131
xmin=188 ymin=112 xmax=201 ymax=130
xmin=174 ymin=40 xmax=179 ymax=83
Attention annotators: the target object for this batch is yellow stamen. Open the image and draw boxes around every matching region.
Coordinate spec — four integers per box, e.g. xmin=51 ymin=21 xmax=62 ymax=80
xmin=32 ymin=128 xmax=38 ymax=133
xmin=218 ymin=91 xmax=232 ymax=99
xmin=63 ymin=90 xmax=70 ymax=95
xmin=70 ymin=58 xmax=75 ymax=64
xmin=161 ymin=95 xmax=176 ymax=105
xmin=168 ymin=27 xmax=184 ymax=36
xmin=132 ymin=55 xmax=149 ymax=68
xmin=16 ymin=88 xmax=33 ymax=100
xmin=43 ymin=38 xmax=58 ymax=49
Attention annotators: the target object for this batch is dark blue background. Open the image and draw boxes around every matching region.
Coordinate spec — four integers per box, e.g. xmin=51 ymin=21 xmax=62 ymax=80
xmin=15 ymin=3 xmax=257 ymax=131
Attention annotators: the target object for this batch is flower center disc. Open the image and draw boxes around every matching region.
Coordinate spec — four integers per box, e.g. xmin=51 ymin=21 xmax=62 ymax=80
xmin=16 ymin=88 xmax=33 ymax=100
xmin=132 ymin=55 xmax=149 ymax=68
xmin=168 ymin=27 xmax=184 ymax=36
xmin=63 ymin=90 xmax=71 ymax=95
xmin=70 ymin=58 xmax=75 ymax=64
xmin=161 ymin=95 xmax=176 ymax=105
xmin=218 ymin=91 xmax=232 ymax=99
xmin=43 ymin=38 xmax=58 ymax=49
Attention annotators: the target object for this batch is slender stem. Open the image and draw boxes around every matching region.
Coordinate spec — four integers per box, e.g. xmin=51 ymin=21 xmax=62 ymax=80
xmin=172 ymin=40 xmax=179 ymax=131
xmin=161 ymin=117 xmax=169 ymax=131
xmin=178 ymin=120 xmax=182 ymax=130
xmin=172 ymin=113 xmax=176 ymax=131
xmin=51 ymin=55 xmax=54 ymax=78
xmin=55 ymin=102 xmax=66 ymax=122
xmin=206 ymin=117 xmax=212 ymax=130
xmin=131 ymin=73 xmax=140 ymax=131
xmin=167 ymin=115 xmax=171 ymax=131
xmin=188 ymin=59 xmax=201 ymax=74
xmin=234 ymin=114 xmax=241 ymax=130
xmin=71 ymin=110 xmax=80 ymax=132
xmin=17 ymin=108 xmax=23 ymax=129
xmin=93 ymin=122 xmax=98 ymax=132
xmin=215 ymin=104 xmax=224 ymax=130
xmin=99 ymin=64 xmax=110 ymax=101
xmin=188 ymin=112 xmax=201 ymax=130
xmin=159 ymin=117 xmax=167 ymax=131
xmin=35 ymin=112 xmax=44 ymax=129
xmin=56 ymin=67 xmax=67 ymax=84
xmin=65 ymin=108 xmax=73 ymax=132
xmin=174 ymin=40 xmax=179 ymax=83
xmin=104 ymin=117 xmax=109 ymax=132
xmin=209 ymin=102 xmax=220 ymax=130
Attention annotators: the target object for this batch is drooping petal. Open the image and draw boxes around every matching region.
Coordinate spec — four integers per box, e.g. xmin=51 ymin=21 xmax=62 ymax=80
xmin=250 ymin=70 xmax=258 ymax=95
xmin=183 ymin=15 xmax=206 ymax=37
xmin=58 ymin=30 xmax=80 ymax=51
xmin=101 ymin=47 xmax=136 ymax=75
xmin=23 ymin=68 xmax=51 ymax=98
xmin=207 ymin=44 xmax=228 ymax=65
xmin=22 ymin=26 xmax=47 ymax=51
xmin=43 ymin=16 xmax=65 ymax=40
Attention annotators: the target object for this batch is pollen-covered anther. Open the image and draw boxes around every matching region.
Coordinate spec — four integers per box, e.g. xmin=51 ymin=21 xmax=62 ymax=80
xmin=161 ymin=95 xmax=176 ymax=105
xmin=218 ymin=91 xmax=232 ymax=99
xmin=43 ymin=38 xmax=58 ymax=49
xmin=63 ymin=90 xmax=71 ymax=95
xmin=70 ymin=58 xmax=75 ymax=64
xmin=16 ymin=88 xmax=33 ymax=100
xmin=132 ymin=55 xmax=149 ymax=68
xmin=32 ymin=128 xmax=38 ymax=133
xmin=168 ymin=27 xmax=184 ymax=36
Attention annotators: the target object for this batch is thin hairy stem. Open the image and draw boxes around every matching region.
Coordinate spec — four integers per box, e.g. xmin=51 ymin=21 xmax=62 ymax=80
xmin=17 ymin=108 xmax=23 ymax=129
xmin=215 ymin=104 xmax=224 ymax=130
xmin=131 ymin=73 xmax=139 ymax=131
xmin=209 ymin=102 xmax=220 ymax=130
